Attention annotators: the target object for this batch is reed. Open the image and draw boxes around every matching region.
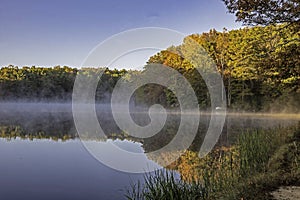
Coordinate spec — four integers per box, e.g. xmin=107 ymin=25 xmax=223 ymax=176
xmin=125 ymin=124 xmax=299 ymax=199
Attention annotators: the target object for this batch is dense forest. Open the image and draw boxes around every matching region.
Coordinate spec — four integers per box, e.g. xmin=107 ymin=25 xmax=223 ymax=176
xmin=0 ymin=24 xmax=299 ymax=112
xmin=0 ymin=66 xmax=127 ymax=102
xmin=141 ymin=24 xmax=300 ymax=112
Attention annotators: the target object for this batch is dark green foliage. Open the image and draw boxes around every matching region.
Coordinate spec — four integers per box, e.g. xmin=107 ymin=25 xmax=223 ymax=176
xmin=0 ymin=65 xmax=127 ymax=102
xmin=222 ymin=0 xmax=300 ymax=26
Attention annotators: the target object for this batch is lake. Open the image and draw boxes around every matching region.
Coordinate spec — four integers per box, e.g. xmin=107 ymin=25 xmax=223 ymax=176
xmin=0 ymin=103 xmax=298 ymax=200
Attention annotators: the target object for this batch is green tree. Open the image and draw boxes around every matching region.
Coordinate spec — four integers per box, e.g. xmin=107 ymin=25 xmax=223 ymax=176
xmin=222 ymin=0 xmax=300 ymax=26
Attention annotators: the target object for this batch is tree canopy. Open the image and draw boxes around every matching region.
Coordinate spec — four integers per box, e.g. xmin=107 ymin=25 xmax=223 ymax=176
xmin=222 ymin=0 xmax=300 ymax=26
xmin=142 ymin=24 xmax=300 ymax=112
xmin=0 ymin=24 xmax=299 ymax=112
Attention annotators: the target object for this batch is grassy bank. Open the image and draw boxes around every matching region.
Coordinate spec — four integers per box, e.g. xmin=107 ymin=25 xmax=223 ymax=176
xmin=126 ymin=123 xmax=300 ymax=199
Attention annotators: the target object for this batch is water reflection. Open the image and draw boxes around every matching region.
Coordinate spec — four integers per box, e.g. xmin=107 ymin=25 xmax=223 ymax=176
xmin=0 ymin=103 xmax=299 ymax=199
xmin=0 ymin=103 xmax=297 ymax=141
xmin=0 ymin=104 xmax=298 ymax=158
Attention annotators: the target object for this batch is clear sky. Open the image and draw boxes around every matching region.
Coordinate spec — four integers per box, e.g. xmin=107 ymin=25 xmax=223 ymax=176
xmin=0 ymin=0 xmax=242 ymax=69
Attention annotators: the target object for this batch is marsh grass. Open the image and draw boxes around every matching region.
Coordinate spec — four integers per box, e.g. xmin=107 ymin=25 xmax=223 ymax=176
xmin=125 ymin=170 xmax=208 ymax=200
xmin=125 ymin=123 xmax=300 ymax=199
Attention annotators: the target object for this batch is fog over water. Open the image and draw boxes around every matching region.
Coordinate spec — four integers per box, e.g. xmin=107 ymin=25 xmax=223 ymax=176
xmin=0 ymin=102 xmax=298 ymax=143
xmin=0 ymin=102 xmax=299 ymax=199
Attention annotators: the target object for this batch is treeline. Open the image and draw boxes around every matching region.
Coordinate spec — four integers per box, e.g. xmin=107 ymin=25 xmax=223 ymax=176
xmin=0 ymin=65 xmax=127 ymax=102
xmin=139 ymin=24 xmax=300 ymax=112
xmin=0 ymin=24 xmax=299 ymax=112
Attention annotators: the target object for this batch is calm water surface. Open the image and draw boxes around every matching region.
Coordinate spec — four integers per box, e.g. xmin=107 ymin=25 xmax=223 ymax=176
xmin=0 ymin=103 xmax=298 ymax=200
xmin=0 ymin=138 xmax=148 ymax=200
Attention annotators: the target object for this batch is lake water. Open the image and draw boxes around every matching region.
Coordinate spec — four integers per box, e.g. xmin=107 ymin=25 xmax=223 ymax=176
xmin=0 ymin=139 xmax=145 ymax=200
xmin=0 ymin=103 xmax=298 ymax=200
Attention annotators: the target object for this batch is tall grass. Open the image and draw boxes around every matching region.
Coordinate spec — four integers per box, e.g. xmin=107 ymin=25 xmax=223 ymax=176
xmin=125 ymin=124 xmax=299 ymax=199
xmin=125 ymin=170 xmax=208 ymax=200
xmin=238 ymin=127 xmax=288 ymax=176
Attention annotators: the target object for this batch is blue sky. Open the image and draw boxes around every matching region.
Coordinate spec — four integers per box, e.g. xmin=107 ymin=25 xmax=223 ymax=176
xmin=0 ymin=0 xmax=242 ymax=68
